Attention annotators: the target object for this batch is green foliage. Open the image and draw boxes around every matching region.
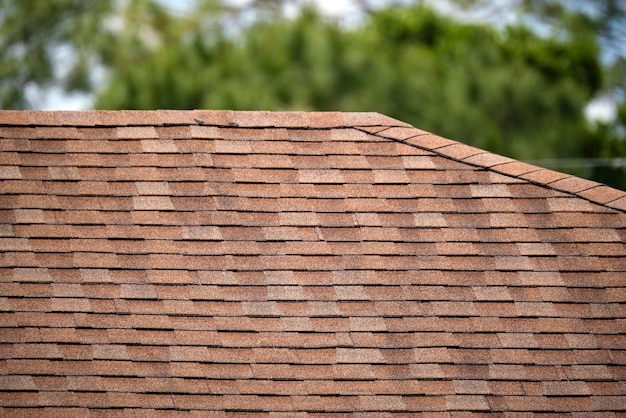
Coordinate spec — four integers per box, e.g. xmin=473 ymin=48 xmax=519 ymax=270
xmin=502 ymin=26 xmax=602 ymax=94
xmin=0 ymin=0 xmax=113 ymax=108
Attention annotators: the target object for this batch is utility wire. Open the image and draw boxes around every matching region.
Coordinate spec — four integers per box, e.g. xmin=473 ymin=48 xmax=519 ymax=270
xmin=524 ymin=157 xmax=626 ymax=169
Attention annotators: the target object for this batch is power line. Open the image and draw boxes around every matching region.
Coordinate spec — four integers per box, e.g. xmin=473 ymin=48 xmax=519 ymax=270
xmin=524 ymin=157 xmax=626 ymax=169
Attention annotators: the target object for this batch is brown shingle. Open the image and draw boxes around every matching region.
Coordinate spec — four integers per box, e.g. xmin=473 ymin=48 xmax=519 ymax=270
xmin=374 ymin=126 xmax=424 ymax=142
xmin=0 ymin=110 xmax=29 ymax=125
xmin=438 ymin=143 xmax=485 ymax=161
xmin=606 ymin=196 xmax=626 ymax=211
xmin=463 ymin=152 xmax=515 ymax=167
xmin=1 ymin=109 xmax=624 ymax=415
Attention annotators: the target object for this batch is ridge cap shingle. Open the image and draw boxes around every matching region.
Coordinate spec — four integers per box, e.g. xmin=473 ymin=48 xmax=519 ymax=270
xmin=0 ymin=110 xmax=411 ymax=129
xmin=368 ymin=123 xmax=626 ymax=213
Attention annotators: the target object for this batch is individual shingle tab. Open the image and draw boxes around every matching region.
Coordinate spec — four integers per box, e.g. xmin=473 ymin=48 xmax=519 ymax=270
xmin=189 ymin=125 xmax=220 ymax=138
xmin=270 ymin=111 xmax=308 ymax=128
xmin=132 ymin=196 xmax=174 ymax=210
xmin=463 ymin=152 xmax=515 ymax=167
xmin=0 ymin=166 xmax=22 ymax=179
xmin=0 ymin=109 xmax=624 ymax=415
xmin=579 ymin=185 xmax=625 ymax=204
xmin=550 ymin=176 xmax=602 ymax=194
xmin=493 ymin=161 xmax=539 ymax=177
xmin=0 ymin=110 xmax=29 ymax=125
xmin=26 ymin=111 xmax=61 ymax=126
xmin=606 ymin=196 xmax=626 ymax=211
xmin=192 ymin=109 xmax=235 ymax=126
xmin=118 ymin=126 xmax=158 ymax=139
xmin=306 ymin=111 xmax=344 ymax=128
xmin=298 ymin=169 xmax=345 ymax=183
xmin=158 ymin=109 xmax=197 ymax=125
xmin=437 ymin=143 xmax=485 ymax=160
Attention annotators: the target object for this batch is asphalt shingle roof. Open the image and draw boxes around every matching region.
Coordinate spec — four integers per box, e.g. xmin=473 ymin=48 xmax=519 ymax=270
xmin=1 ymin=110 xmax=625 ymax=415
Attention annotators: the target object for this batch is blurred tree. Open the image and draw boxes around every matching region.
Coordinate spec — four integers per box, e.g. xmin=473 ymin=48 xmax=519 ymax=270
xmin=0 ymin=0 xmax=114 ymax=108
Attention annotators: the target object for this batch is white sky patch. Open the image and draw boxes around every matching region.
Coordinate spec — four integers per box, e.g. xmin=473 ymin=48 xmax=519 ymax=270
xmin=312 ymin=0 xmax=355 ymax=17
xmin=27 ymin=86 xmax=93 ymax=111
xmin=29 ymin=43 xmax=97 ymax=110
xmin=585 ymin=94 xmax=618 ymax=123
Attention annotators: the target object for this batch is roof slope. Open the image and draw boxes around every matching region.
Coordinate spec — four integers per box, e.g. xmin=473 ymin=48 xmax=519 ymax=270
xmin=0 ymin=110 xmax=625 ymax=415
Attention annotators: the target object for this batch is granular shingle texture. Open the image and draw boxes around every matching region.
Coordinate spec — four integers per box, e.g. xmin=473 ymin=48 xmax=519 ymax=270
xmin=1 ymin=110 xmax=625 ymax=416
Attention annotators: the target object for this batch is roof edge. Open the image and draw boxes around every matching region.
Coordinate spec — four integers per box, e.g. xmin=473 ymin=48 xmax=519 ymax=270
xmin=369 ymin=125 xmax=626 ymax=212
xmin=0 ymin=110 xmax=412 ymax=129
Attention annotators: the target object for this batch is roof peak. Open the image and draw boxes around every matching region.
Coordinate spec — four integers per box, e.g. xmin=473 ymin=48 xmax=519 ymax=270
xmin=1 ymin=109 xmax=624 ymax=211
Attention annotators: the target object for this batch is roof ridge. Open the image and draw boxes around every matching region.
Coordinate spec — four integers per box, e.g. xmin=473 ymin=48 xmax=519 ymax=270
xmin=365 ymin=125 xmax=626 ymax=213
xmin=0 ymin=110 xmax=412 ymax=129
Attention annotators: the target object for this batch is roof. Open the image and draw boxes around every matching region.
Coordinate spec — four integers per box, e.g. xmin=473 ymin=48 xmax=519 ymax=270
xmin=1 ymin=109 xmax=625 ymax=415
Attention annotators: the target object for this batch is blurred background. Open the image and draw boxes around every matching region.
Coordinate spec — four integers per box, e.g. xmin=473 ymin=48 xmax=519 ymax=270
xmin=1 ymin=0 xmax=625 ymax=189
